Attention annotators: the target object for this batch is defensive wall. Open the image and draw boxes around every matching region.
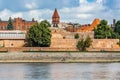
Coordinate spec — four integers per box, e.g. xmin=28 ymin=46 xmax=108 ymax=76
xmin=0 ymin=28 xmax=119 ymax=51
xmin=50 ymin=28 xmax=94 ymax=48
xmin=50 ymin=28 xmax=120 ymax=50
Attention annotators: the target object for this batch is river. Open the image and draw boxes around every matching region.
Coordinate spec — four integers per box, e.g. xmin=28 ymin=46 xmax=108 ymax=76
xmin=0 ymin=63 xmax=120 ymax=80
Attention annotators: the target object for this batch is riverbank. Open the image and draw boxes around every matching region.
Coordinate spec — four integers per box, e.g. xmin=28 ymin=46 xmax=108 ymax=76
xmin=0 ymin=59 xmax=119 ymax=63
xmin=0 ymin=52 xmax=120 ymax=63
xmin=1 ymin=47 xmax=120 ymax=52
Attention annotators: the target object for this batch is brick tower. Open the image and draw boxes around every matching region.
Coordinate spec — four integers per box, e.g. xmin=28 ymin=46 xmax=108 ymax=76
xmin=52 ymin=8 xmax=60 ymax=27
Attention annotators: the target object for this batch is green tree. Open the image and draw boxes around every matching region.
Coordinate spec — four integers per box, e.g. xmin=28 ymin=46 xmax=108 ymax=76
xmin=7 ymin=17 xmax=14 ymax=30
xmin=42 ymin=20 xmax=51 ymax=27
xmin=94 ymin=20 xmax=119 ymax=39
xmin=111 ymin=32 xmax=120 ymax=39
xmin=114 ymin=20 xmax=120 ymax=35
xmin=40 ymin=20 xmax=51 ymax=47
xmin=77 ymin=36 xmax=92 ymax=51
xmin=84 ymin=36 xmax=92 ymax=48
xmin=74 ymin=33 xmax=79 ymax=39
xmin=27 ymin=20 xmax=51 ymax=47
xmin=77 ymin=38 xmax=84 ymax=51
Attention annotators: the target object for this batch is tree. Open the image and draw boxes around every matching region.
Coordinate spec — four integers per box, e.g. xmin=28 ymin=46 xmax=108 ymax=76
xmin=84 ymin=36 xmax=92 ymax=48
xmin=41 ymin=20 xmax=51 ymax=27
xmin=74 ymin=33 xmax=79 ymax=39
xmin=27 ymin=20 xmax=51 ymax=47
xmin=40 ymin=20 xmax=51 ymax=47
xmin=77 ymin=38 xmax=84 ymax=51
xmin=7 ymin=17 xmax=14 ymax=30
xmin=114 ymin=20 xmax=120 ymax=35
xmin=94 ymin=20 xmax=119 ymax=39
xmin=77 ymin=36 xmax=92 ymax=51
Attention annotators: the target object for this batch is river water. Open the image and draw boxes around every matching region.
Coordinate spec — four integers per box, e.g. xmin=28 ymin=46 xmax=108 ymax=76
xmin=0 ymin=63 xmax=120 ymax=80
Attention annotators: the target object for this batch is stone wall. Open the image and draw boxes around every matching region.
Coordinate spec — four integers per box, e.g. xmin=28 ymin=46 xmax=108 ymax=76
xmin=50 ymin=28 xmax=94 ymax=39
xmin=0 ymin=40 xmax=25 ymax=47
xmin=51 ymin=39 xmax=77 ymax=48
xmin=51 ymin=28 xmax=120 ymax=50
xmin=0 ymin=52 xmax=120 ymax=62
xmin=91 ymin=39 xmax=119 ymax=48
xmin=50 ymin=28 xmax=94 ymax=49
xmin=0 ymin=47 xmax=78 ymax=52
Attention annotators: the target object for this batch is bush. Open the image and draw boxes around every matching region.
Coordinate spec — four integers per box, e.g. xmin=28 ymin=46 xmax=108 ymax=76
xmin=74 ymin=33 xmax=79 ymax=39
xmin=77 ymin=36 xmax=92 ymax=51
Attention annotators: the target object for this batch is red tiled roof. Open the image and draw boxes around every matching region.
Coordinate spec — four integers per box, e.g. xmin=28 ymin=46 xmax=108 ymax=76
xmin=52 ymin=8 xmax=60 ymax=18
xmin=77 ymin=18 xmax=100 ymax=32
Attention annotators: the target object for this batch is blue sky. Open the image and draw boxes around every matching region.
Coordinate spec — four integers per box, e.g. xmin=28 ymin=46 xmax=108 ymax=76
xmin=0 ymin=0 xmax=120 ymax=24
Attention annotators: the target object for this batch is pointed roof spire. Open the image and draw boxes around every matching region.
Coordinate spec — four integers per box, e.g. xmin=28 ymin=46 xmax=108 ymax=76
xmin=52 ymin=8 xmax=60 ymax=18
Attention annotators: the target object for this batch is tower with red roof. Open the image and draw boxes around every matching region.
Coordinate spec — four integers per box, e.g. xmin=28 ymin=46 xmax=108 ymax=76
xmin=52 ymin=8 xmax=60 ymax=27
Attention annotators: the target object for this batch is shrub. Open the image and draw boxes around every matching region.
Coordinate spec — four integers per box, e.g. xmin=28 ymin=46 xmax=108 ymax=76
xmin=74 ymin=33 xmax=79 ymax=39
xmin=77 ymin=36 xmax=92 ymax=51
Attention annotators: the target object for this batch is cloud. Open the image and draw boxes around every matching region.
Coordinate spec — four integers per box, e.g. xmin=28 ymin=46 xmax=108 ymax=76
xmin=0 ymin=9 xmax=12 ymax=20
xmin=96 ymin=0 xmax=103 ymax=4
xmin=25 ymin=2 xmax=38 ymax=9
xmin=58 ymin=0 xmax=106 ymax=24
xmin=79 ymin=0 xmax=88 ymax=4
xmin=77 ymin=14 xmax=92 ymax=19
xmin=0 ymin=0 xmax=106 ymax=24
xmin=0 ymin=8 xmax=52 ymax=23
xmin=11 ymin=13 xmax=23 ymax=18
xmin=0 ymin=0 xmax=120 ymax=24
xmin=59 ymin=0 xmax=120 ymax=24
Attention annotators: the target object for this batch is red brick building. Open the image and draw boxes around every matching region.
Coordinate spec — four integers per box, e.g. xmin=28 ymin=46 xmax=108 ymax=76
xmin=52 ymin=8 xmax=60 ymax=27
xmin=0 ymin=17 xmax=36 ymax=30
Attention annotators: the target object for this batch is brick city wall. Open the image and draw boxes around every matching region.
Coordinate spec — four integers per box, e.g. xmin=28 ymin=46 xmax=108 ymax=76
xmin=91 ymin=39 xmax=119 ymax=49
xmin=50 ymin=28 xmax=120 ymax=50
xmin=50 ymin=28 xmax=94 ymax=49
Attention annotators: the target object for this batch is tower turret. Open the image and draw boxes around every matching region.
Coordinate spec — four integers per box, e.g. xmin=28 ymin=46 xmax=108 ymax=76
xmin=52 ymin=8 xmax=60 ymax=27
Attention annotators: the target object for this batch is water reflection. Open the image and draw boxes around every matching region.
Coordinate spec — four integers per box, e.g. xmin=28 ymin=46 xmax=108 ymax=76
xmin=0 ymin=63 xmax=119 ymax=80
xmin=25 ymin=63 xmax=51 ymax=80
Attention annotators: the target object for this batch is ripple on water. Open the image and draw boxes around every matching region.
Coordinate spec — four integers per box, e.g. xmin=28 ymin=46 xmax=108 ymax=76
xmin=0 ymin=63 xmax=119 ymax=80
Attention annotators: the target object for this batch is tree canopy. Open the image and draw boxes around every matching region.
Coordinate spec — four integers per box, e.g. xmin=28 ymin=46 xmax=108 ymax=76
xmin=114 ymin=20 xmax=120 ymax=35
xmin=27 ymin=20 xmax=51 ymax=47
xmin=94 ymin=20 xmax=119 ymax=39
xmin=7 ymin=17 xmax=14 ymax=30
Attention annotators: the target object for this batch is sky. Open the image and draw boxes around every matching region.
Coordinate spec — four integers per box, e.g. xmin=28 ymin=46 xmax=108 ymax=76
xmin=0 ymin=0 xmax=120 ymax=24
